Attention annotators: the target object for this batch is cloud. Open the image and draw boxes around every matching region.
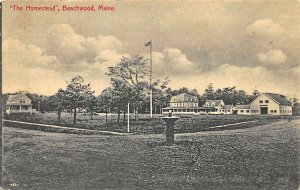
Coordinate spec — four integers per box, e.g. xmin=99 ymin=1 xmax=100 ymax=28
xmin=247 ymin=19 xmax=283 ymax=35
xmin=152 ymin=48 xmax=201 ymax=77
xmin=45 ymin=24 xmax=123 ymax=71
xmin=256 ymin=49 xmax=287 ymax=65
xmin=3 ymin=37 xmax=58 ymax=68
xmin=3 ymin=25 xmax=126 ymax=95
xmin=166 ymin=64 xmax=299 ymax=98
xmin=291 ymin=66 xmax=300 ymax=75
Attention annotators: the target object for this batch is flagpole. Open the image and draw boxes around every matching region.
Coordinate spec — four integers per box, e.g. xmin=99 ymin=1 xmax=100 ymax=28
xmin=127 ymin=103 xmax=130 ymax=133
xmin=150 ymin=40 xmax=153 ymax=118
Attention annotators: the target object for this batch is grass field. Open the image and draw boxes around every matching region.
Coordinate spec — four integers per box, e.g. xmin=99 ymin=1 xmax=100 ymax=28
xmin=4 ymin=112 xmax=296 ymax=134
xmin=3 ymin=118 xmax=300 ymax=189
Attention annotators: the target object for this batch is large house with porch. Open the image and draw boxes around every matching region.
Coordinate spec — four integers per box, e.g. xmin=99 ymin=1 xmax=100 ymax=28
xmin=162 ymin=93 xmax=201 ymax=114
xmin=162 ymin=93 xmax=229 ymax=115
xmin=5 ymin=93 xmax=34 ymax=114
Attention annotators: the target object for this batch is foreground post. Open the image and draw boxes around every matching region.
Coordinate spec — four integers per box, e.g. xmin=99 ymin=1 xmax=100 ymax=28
xmin=162 ymin=111 xmax=179 ymax=146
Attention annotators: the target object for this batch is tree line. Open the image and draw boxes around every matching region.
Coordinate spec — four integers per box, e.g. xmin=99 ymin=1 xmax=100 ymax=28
xmin=5 ymin=55 xmax=294 ymax=127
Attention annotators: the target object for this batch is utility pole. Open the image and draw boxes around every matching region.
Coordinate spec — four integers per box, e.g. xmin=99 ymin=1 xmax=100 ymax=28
xmin=145 ymin=40 xmax=153 ymax=118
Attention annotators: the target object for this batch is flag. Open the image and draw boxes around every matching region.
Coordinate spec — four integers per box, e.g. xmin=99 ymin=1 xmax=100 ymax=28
xmin=145 ymin=41 xmax=151 ymax=47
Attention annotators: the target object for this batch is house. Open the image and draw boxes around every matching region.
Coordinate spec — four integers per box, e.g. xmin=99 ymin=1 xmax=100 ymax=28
xmin=221 ymin=105 xmax=234 ymax=115
xmin=200 ymin=100 xmax=225 ymax=114
xmin=162 ymin=93 xmax=201 ymax=114
xmin=234 ymin=105 xmax=251 ymax=115
xmin=249 ymin=93 xmax=292 ymax=115
xmin=5 ymin=93 xmax=34 ymax=114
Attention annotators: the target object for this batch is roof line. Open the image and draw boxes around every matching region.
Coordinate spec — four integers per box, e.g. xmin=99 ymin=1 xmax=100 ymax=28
xmin=264 ymin=93 xmax=280 ymax=105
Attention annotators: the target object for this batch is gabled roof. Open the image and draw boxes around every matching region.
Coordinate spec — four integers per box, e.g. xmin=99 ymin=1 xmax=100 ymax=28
xmin=264 ymin=93 xmax=292 ymax=106
xmin=204 ymin=100 xmax=223 ymax=107
xmin=235 ymin=105 xmax=250 ymax=109
xmin=171 ymin=93 xmax=198 ymax=102
xmin=6 ymin=93 xmax=32 ymax=104
xmin=7 ymin=94 xmax=20 ymax=102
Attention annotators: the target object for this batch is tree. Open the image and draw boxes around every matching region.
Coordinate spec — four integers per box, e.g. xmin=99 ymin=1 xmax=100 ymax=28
xmin=50 ymin=89 xmax=66 ymax=125
xmin=203 ymin=83 xmax=216 ymax=100
xmin=236 ymin=90 xmax=248 ymax=105
xmin=64 ymin=75 xmax=95 ymax=127
xmin=108 ymin=55 xmax=154 ymax=120
xmin=252 ymin=88 xmax=260 ymax=97
xmin=86 ymin=95 xmax=98 ymax=120
xmin=221 ymin=87 xmax=237 ymax=105
xmin=98 ymin=87 xmax=113 ymax=123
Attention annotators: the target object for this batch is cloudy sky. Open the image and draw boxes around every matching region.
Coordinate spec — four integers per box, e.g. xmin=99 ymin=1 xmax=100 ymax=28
xmin=3 ymin=1 xmax=300 ymax=98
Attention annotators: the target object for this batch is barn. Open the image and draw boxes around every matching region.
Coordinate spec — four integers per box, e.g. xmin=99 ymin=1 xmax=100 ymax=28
xmin=250 ymin=93 xmax=292 ymax=115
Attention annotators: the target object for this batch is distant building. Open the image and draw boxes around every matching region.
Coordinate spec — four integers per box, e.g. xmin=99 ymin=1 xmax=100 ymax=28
xmin=221 ymin=105 xmax=234 ymax=115
xmin=5 ymin=93 xmax=34 ymax=114
xmin=234 ymin=105 xmax=251 ymax=115
xmin=162 ymin=93 xmax=200 ymax=114
xmin=250 ymin=93 xmax=292 ymax=115
xmin=162 ymin=92 xmax=293 ymax=116
xmin=201 ymin=100 xmax=225 ymax=114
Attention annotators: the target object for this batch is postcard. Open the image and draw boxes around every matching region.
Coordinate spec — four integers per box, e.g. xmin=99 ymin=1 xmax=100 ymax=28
xmin=2 ymin=1 xmax=300 ymax=189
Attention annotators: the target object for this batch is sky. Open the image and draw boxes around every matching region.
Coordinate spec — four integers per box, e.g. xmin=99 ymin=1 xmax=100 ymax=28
xmin=3 ymin=1 xmax=300 ymax=99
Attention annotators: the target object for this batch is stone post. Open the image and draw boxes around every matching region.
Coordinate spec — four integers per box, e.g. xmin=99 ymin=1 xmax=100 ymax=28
xmin=162 ymin=110 xmax=179 ymax=146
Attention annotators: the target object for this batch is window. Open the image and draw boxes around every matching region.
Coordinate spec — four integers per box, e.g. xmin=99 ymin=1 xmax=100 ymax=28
xmin=246 ymin=110 xmax=250 ymax=113
xmin=240 ymin=110 xmax=244 ymax=113
xmin=20 ymin=99 xmax=25 ymax=104
xmin=271 ymin=110 xmax=273 ymax=113
xmin=274 ymin=110 xmax=277 ymax=113
xmin=265 ymin=100 xmax=269 ymax=103
xmin=259 ymin=100 xmax=263 ymax=103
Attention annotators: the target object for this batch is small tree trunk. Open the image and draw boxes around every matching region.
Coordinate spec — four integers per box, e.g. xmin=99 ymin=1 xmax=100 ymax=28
xmin=123 ymin=107 xmax=126 ymax=123
xmin=58 ymin=110 xmax=61 ymax=125
xmin=117 ymin=110 xmax=120 ymax=123
xmin=136 ymin=106 xmax=139 ymax=122
xmin=105 ymin=108 xmax=108 ymax=123
xmin=90 ymin=111 xmax=93 ymax=120
xmin=134 ymin=106 xmax=137 ymax=121
xmin=73 ymin=107 xmax=77 ymax=127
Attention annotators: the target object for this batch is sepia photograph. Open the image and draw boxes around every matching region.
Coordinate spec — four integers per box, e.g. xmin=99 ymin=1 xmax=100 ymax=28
xmin=2 ymin=0 xmax=300 ymax=189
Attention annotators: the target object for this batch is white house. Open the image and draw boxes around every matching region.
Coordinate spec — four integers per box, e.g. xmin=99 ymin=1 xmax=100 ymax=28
xmin=6 ymin=93 xmax=34 ymax=114
xmin=221 ymin=105 xmax=234 ymax=115
xmin=201 ymin=100 xmax=225 ymax=114
xmin=250 ymin=93 xmax=292 ymax=115
xmin=235 ymin=105 xmax=251 ymax=115
xmin=162 ymin=93 xmax=201 ymax=114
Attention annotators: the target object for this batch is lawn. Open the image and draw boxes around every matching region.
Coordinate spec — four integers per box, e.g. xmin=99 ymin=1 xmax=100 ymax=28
xmin=4 ymin=112 xmax=295 ymax=134
xmin=2 ymin=118 xmax=300 ymax=189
